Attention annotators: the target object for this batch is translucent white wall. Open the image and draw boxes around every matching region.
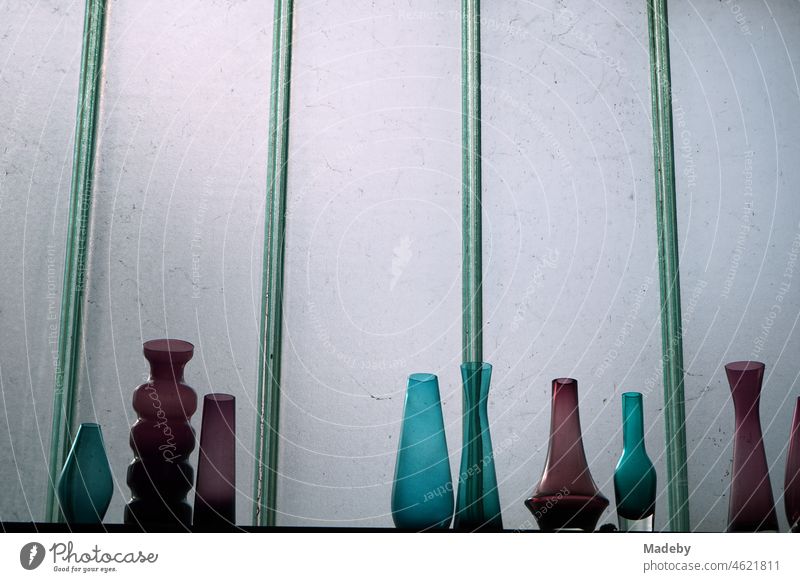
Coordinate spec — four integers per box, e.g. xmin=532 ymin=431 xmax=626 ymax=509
xmin=276 ymin=0 xmax=461 ymax=526
xmin=277 ymin=0 xmax=800 ymax=531
xmin=668 ymin=0 xmax=800 ymax=531
xmin=74 ymin=0 xmax=272 ymax=525
xmin=478 ymin=0 xmax=664 ymax=531
xmin=1 ymin=0 xmax=798 ymax=532
xmin=1 ymin=0 xmax=272 ymax=525
xmin=0 ymin=0 xmax=82 ymax=522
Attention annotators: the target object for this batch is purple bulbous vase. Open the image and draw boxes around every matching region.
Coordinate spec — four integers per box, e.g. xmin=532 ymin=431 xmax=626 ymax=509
xmin=124 ymin=339 xmax=197 ymax=528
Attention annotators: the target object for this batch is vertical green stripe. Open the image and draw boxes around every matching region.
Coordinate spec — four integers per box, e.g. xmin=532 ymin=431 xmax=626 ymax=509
xmin=45 ymin=0 xmax=107 ymax=523
xmin=462 ymin=0 xmax=483 ymax=364
xmin=253 ymin=0 xmax=294 ymax=527
xmin=646 ymin=0 xmax=690 ymax=531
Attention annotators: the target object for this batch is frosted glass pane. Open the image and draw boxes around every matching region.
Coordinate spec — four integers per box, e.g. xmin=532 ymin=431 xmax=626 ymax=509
xmin=0 ymin=0 xmax=797 ymax=532
xmin=668 ymin=1 xmax=800 ymax=532
xmin=480 ymin=0 xmax=662 ymax=531
xmin=479 ymin=1 xmax=800 ymax=533
xmin=73 ymin=0 xmax=272 ymax=526
xmin=0 ymin=0 xmax=82 ymax=522
xmin=277 ymin=0 xmax=461 ymax=526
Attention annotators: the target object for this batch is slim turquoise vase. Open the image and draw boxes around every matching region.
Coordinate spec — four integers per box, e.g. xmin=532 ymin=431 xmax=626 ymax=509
xmin=614 ymin=392 xmax=657 ymax=531
xmin=391 ymin=373 xmax=454 ymax=530
xmin=56 ymin=423 xmax=113 ymax=524
xmin=454 ymin=362 xmax=502 ymax=531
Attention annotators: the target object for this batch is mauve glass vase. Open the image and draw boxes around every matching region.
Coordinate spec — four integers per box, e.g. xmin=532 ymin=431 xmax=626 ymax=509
xmin=454 ymin=362 xmax=503 ymax=531
xmin=785 ymin=396 xmax=800 ymax=533
xmin=391 ymin=373 xmax=453 ymax=530
xmin=613 ymin=392 xmax=656 ymax=531
xmin=193 ymin=393 xmax=236 ymax=528
xmin=725 ymin=361 xmax=778 ymax=532
xmin=56 ymin=423 xmax=113 ymax=524
xmin=124 ymin=339 xmax=198 ymax=528
xmin=525 ymin=378 xmax=609 ymax=532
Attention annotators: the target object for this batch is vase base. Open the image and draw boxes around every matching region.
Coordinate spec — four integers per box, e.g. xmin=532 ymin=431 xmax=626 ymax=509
xmin=727 ymin=507 xmax=779 ymax=533
xmin=192 ymin=502 xmax=236 ymax=529
xmin=726 ymin=520 xmax=779 ymax=533
xmin=124 ymin=500 xmax=192 ymax=529
xmin=618 ymin=514 xmax=654 ymax=532
xmin=452 ymin=516 xmax=504 ymax=532
xmin=393 ymin=512 xmax=453 ymax=531
xmin=525 ymin=494 xmax=609 ymax=532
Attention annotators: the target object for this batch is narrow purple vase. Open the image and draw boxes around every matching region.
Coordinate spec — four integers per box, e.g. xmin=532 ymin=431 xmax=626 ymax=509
xmin=193 ymin=393 xmax=236 ymax=528
xmin=525 ymin=378 xmax=609 ymax=531
xmin=725 ymin=361 xmax=778 ymax=532
xmin=124 ymin=339 xmax=197 ymax=528
xmin=785 ymin=397 xmax=800 ymax=533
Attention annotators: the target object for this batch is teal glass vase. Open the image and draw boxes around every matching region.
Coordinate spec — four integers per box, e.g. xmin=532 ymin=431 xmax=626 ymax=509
xmin=454 ymin=362 xmax=503 ymax=531
xmin=613 ymin=392 xmax=657 ymax=531
xmin=391 ymin=373 xmax=454 ymax=530
xmin=56 ymin=423 xmax=114 ymax=524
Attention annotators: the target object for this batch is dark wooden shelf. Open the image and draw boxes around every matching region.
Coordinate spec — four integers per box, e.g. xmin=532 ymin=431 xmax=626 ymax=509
xmin=1 ymin=522 xmax=558 ymax=533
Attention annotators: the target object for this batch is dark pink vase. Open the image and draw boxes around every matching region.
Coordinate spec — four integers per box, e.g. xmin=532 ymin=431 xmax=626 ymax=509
xmin=193 ymin=393 xmax=236 ymax=528
xmin=725 ymin=361 xmax=778 ymax=532
xmin=525 ymin=378 xmax=609 ymax=531
xmin=785 ymin=397 xmax=800 ymax=533
xmin=124 ymin=339 xmax=197 ymax=528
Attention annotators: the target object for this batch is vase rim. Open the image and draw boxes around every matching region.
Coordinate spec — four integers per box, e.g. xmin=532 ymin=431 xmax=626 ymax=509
xmin=143 ymin=338 xmax=194 ymax=354
xmin=78 ymin=422 xmax=101 ymax=429
xmin=461 ymin=361 xmax=492 ymax=370
xmin=725 ymin=360 xmax=765 ymax=372
xmin=622 ymin=391 xmax=643 ymax=399
xmin=408 ymin=372 xmax=437 ymax=383
xmin=553 ymin=377 xmax=577 ymax=385
xmin=204 ymin=393 xmax=235 ymax=402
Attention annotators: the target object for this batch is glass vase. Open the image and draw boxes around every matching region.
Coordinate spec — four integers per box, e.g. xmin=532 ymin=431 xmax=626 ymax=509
xmin=725 ymin=361 xmax=778 ymax=532
xmin=391 ymin=373 xmax=453 ymax=530
xmin=526 ymin=378 xmax=609 ymax=531
xmin=785 ymin=396 xmax=800 ymax=533
xmin=56 ymin=423 xmax=113 ymax=525
xmin=124 ymin=339 xmax=198 ymax=529
xmin=614 ymin=392 xmax=656 ymax=531
xmin=193 ymin=394 xmax=236 ymax=528
xmin=454 ymin=362 xmax=502 ymax=531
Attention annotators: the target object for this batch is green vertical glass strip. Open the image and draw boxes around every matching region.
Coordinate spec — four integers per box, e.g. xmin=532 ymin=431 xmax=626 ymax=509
xmin=253 ymin=0 xmax=294 ymax=527
xmin=462 ymin=0 xmax=483 ymax=364
xmin=44 ymin=0 xmax=107 ymax=523
xmin=645 ymin=0 xmax=690 ymax=531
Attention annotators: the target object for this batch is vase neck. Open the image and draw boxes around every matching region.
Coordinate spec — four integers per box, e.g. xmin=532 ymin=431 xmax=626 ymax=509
xmin=725 ymin=362 xmax=764 ymax=421
xmin=405 ymin=374 xmax=441 ymax=415
xmin=621 ymin=393 xmax=645 ymax=453
xmin=460 ymin=363 xmax=491 ymax=408
xmin=547 ymin=379 xmax=584 ymax=461
xmin=148 ymin=361 xmax=186 ymax=382
xmin=142 ymin=339 xmax=193 ymax=383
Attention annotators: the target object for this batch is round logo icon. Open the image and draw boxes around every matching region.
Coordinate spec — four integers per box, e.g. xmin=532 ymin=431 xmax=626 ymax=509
xmin=19 ymin=542 xmax=46 ymax=570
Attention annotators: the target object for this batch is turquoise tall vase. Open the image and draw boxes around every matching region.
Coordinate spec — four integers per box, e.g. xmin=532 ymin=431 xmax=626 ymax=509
xmin=454 ymin=362 xmax=502 ymax=531
xmin=614 ymin=392 xmax=657 ymax=531
xmin=525 ymin=378 xmax=608 ymax=531
xmin=391 ymin=373 xmax=454 ymax=530
xmin=56 ymin=423 xmax=113 ymax=524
